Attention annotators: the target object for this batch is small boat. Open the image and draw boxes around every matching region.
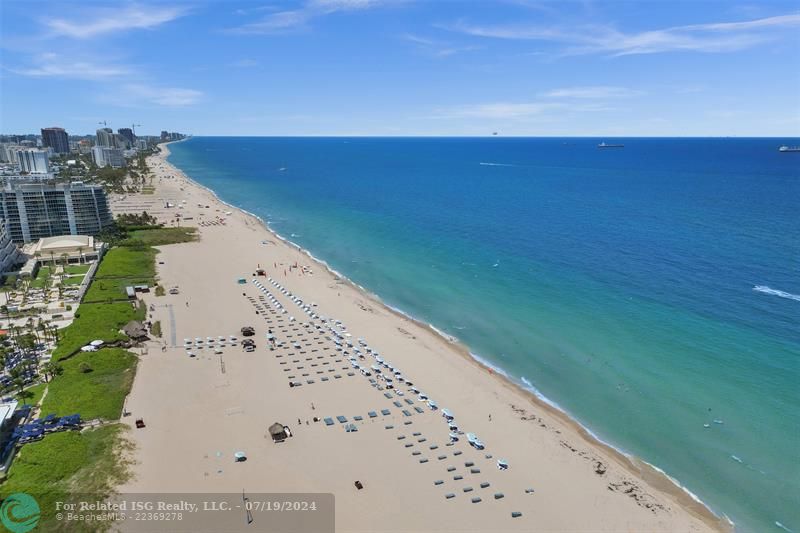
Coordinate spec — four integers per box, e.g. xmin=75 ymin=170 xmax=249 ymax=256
xmin=778 ymin=145 xmax=800 ymax=152
xmin=598 ymin=142 xmax=624 ymax=148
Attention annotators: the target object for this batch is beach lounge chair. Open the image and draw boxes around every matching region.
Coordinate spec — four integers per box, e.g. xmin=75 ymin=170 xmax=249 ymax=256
xmin=393 ymin=401 xmax=403 ymax=408
xmin=336 ymin=416 xmax=348 ymax=423
xmin=380 ymin=409 xmax=390 ymax=416
xmin=402 ymin=410 xmax=412 ymax=417
xmin=367 ymin=411 xmax=377 ymax=418
xmin=384 ymin=392 xmax=393 ymax=399
xmin=414 ymin=406 xmax=424 ymax=414
xmin=324 ymin=418 xmax=334 ymax=426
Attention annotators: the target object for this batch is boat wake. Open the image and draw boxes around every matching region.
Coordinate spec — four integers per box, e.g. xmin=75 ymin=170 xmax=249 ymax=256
xmin=753 ymin=285 xmax=800 ymax=302
xmin=479 ymin=162 xmax=516 ymax=167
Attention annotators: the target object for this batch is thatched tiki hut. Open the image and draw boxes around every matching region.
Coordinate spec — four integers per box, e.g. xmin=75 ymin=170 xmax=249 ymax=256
xmin=269 ymin=422 xmax=291 ymax=443
xmin=123 ymin=321 xmax=149 ymax=342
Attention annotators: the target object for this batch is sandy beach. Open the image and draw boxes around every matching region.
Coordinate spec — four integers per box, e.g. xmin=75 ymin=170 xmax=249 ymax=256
xmin=115 ymin=142 xmax=730 ymax=532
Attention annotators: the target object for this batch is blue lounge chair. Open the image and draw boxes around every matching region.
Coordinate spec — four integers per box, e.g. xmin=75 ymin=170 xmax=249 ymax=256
xmin=323 ymin=417 xmax=334 ymax=426
xmin=336 ymin=415 xmax=348 ymax=423
xmin=367 ymin=411 xmax=377 ymax=418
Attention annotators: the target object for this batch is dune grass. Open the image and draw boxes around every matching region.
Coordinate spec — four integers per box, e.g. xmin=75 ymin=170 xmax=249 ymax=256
xmin=41 ymin=348 xmax=137 ymax=421
xmin=0 ymin=424 xmax=134 ymax=532
xmin=50 ymin=302 xmax=144 ymax=361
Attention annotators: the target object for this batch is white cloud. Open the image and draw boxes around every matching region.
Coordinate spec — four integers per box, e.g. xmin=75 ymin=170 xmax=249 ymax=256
xmin=447 ymin=12 xmax=800 ymax=56
xmin=542 ymin=86 xmax=642 ymax=98
xmin=403 ymin=34 xmax=480 ymax=57
xmin=45 ymin=4 xmax=187 ymax=39
xmin=227 ymin=0 xmax=395 ymax=34
xmin=122 ymin=84 xmax=204 ymax=107
xmin=435 ymin=102 xmax=566 ymax=119
xmin=12 ymin=54 xmax=131 ymax=80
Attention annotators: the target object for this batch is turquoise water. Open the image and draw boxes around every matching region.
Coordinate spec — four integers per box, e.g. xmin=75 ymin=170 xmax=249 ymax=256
xmin=169 ymin=137 xmax=800 ymax=532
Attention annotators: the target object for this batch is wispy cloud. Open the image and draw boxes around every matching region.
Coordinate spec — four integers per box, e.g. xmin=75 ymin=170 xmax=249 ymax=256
xmin=11 ymin=53 xmax=131 ymax=80
xmin=403 ymin=34 xmax=480 ymax=57
xmin=438 ymin=102 xmax=565 ymax=119
xmin=433 ymin=98 xmax=623 ymax=120
xmin=447 ymin=13 xmax=800 ymax=56
xmin=542 ymin=86 xmax=642 ymax=98
xmin=226 ymin=0 xmax=395 ymax=34
xmin=44 ymin=4 xmax=187 ymax=39
xmin=117 ymin=84 xmax=204 ymax=107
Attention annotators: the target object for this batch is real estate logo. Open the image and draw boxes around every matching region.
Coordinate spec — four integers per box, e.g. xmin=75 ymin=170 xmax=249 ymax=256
xmin=0 ymin=493 xmax=40 ymax=533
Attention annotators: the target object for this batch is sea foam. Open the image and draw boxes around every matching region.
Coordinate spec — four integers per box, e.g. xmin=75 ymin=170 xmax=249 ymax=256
xmin=753 ymin=285 xmax=800 ymax=302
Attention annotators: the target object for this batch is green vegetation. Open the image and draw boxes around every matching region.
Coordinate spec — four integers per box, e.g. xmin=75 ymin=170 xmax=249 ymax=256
xmin=151 ymin=321 xmax=162 ymax=338
xmin=155 ymin=284 xmax=165 ymax=296
xmin=124 ymin=226 xmax=198 ymax=247
xmin=50 ymin=302 xmax=144 ymax=361
xmin=28 ymin=266 xmax=52 ymax=289
xmin=0 ymin=424 xmax=134 ymax=532
xmin=62 ymin=276 xmax=84 ymax=286
xmin=15 ymin=383 xmax=46 ymax=406
xmin=116 ymin=211 xmax=158 ymax=227
xmin=65 ymin=264 xmax=91 ymax=275
xmin=42 ymin=348 xmax=137 ymax=420
xmin=83 ymin=247 xmax=156 ymax=303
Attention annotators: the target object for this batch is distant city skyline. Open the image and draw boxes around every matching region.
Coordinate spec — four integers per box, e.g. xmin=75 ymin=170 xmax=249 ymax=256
xmin=1 ymin=0 xmax=799 ymax=136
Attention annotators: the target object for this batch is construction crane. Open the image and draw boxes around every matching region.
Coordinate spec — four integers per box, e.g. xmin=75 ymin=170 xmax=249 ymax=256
xmin=98 ymin=120 xmax=108 ymax=127
xmin=131 ymin=124 xmax=142 ymax=135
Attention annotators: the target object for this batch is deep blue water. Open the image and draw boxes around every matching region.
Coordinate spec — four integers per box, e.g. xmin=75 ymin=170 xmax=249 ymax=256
xmin=169 ymin=137 xmax=800 ymax=532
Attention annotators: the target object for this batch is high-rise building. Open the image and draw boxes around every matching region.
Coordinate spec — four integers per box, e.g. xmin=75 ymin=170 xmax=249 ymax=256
xmin=41 ymin=127 xmax=70 ymax=154
xmin=0 ymin=144 xmax=18 ymax=163
xmin=0 ymin=181 xmax=113 ymax=243
xmin=0 ymin=218 xmax=24 ymax=272
xmin=160 ymin=130 xmax=169 ymax=141
xmin=16 ymin=149 xmax=50 ymax=174
xmin=96 ymin=128 xmax=114 ymax=148
xmin=92 ymin=146 xmax=126 ymax=168
xmin=117 ymin=128 xmax=135 ymax=148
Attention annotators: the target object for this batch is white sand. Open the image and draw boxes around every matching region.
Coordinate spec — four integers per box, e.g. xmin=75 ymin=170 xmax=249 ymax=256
xmin=118 ymin=143 xmax=729 ymax=532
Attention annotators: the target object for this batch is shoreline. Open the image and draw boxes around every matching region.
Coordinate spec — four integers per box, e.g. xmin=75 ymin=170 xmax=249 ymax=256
xmin=158 ymin=140 xmax=732 ymax=531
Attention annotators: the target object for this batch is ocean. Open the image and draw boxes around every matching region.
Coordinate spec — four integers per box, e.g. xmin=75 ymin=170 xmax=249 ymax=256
xmin=168 ymin=137 xmax=800 ymax=532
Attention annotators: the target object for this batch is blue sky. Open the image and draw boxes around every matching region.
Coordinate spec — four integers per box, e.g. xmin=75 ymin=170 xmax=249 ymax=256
xmin=1 ymin=0 xmax=799 ymax=136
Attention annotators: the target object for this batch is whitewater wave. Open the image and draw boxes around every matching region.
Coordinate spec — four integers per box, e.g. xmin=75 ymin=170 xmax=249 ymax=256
xmin=753 ymin=285 xmax=800 ymax=302
xmin=775 ymin=521 xmax=795 ymax=533
xmin=479 ymin=162 xmax=516 ymax=167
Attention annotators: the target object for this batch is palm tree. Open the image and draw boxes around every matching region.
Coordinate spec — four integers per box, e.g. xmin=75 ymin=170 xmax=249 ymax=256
xmin=42 ymin=361 xmax=63 ymax=382
xmin=77 ymin=247 xmax=84 ymax=265
xmin=60 ymin=253 xmax=69 ymax=268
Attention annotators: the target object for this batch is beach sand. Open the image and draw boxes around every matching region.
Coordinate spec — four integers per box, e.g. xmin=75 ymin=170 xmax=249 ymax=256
xmin=116 ymin=142 xmax=730 ymax=532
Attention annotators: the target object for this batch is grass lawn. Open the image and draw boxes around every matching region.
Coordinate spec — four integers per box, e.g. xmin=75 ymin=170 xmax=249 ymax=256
xmin=65 ymin=264 xmax=91 ymax=275
xmin=0 ymin=424 xmax=133 ymax=532
xmin=28 ymin=266 xmax=52 ymax=288
xmin=93 ymin=247 xmax=156 ymax=280
xmin=83 ymin=247 xmax=156 ymax=303
xmin=62 ymin=276 xmax=84 ymax=286
xmin=15 ymin=382 xmax=47 ymax=406
xmin=126 ymin=227 xmax=198 ymax=246
xmin=41 ymin=348 xmax=137 ymax=420
xmin=51 ymin=302 xmax=145 ymax=361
